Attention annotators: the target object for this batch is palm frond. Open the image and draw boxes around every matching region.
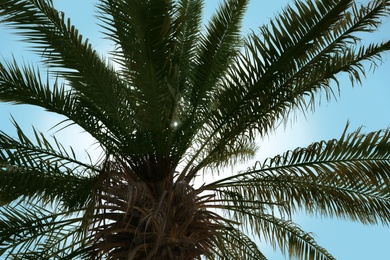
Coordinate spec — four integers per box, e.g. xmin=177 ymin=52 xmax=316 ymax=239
xmin=188 ymin=0 xmax=390 ymax=174
xmin=207 ymin=125 xmax=390 ymax=225
xmin=0 ymin=120 xmax=99 ymax=209
xmin=206 ymin=192 xmax=335 ymax=260
xmin=249 ymin=214 xmax=335 ymax=260
xmin=226 ymin=0 xmax=390 ymax=134
xmin=0 ymin=202 xmax=92 ymax=259
xmin=0 ymin=0 xmax=134 ymax=147
xmin=210 ymin=226 xmax=267 ymax=260
xmin=97 ymin=0 xmax=180 ymax=134
xmin=174 ymin=0 xmax=203 ymax=94
xmin=179 ymin=0 xmax=250 ymax=178
xmin=96 ymin=0 xmax=203 ymax=177
xmin=190 ymin=0 xmax=248 ymax=102
xmin=0 ymin=58 xmax=125 ymax=152
xmin=200 ymin=191 xmax=335 ymax=259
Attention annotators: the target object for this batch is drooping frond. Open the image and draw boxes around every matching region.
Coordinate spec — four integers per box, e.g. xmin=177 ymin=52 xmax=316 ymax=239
xmin=207 ymin=125 xmax=390 ymax=225
xmin=204 ymin=186 xmax=336 ymax=259
xmin=0 ymin=202 xmax=92 ymax=259
xmin=247 ymin=214 xmax=335 ymax=260
xmin=210 ymin=226 xmax=267 ymax=260
xmin=0 ymin=120 xmax=98 ymax=209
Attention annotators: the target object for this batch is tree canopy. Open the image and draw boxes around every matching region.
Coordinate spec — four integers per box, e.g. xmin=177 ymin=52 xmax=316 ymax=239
xmin=0 ymin=0 xmax=390 ymax=259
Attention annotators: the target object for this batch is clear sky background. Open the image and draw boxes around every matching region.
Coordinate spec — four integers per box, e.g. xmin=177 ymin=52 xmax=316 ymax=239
xmin=1 ymin=0 xmax=390 ymax=259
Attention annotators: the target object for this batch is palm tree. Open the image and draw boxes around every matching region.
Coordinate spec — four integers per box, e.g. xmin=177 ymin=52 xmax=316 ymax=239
xmin=1 ymin=0 xmax=390 ymax=259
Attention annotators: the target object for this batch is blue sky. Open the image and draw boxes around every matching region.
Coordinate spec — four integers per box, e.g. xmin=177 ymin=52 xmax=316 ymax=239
xmin=1 ymin=0 xmax=390 ymax=259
